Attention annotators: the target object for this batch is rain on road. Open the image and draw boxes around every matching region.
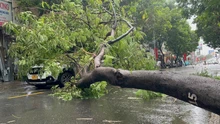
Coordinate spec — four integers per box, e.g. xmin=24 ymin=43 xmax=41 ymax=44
xmin=0 ymin=63 xmax=219 ymax=124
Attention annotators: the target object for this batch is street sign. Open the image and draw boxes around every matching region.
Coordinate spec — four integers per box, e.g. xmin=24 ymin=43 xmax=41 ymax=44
xmin=0 ymin=0 xmax=12 ymax=26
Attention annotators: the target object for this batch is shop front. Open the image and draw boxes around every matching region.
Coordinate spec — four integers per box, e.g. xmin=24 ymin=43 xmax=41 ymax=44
xmin=0 ymin=0 xmax=14 ymax=81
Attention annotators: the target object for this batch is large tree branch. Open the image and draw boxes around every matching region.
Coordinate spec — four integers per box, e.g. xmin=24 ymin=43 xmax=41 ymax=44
xmin=107 ymin=19 xmax=134 ymax=45
xmin=93 ymin=0 xmax=118 ymax=68
xmin=93 ymin=2 xmax=134 ymax=68
xmin=100 ymin=0 xmax=134 ymax=45
xmin=111 ymin=0 xmax=117 ymax=30
xmin=94 ymin=44 xmax=106 ymax=68
xmin=76 ymin=67 xmax=220 ymax=115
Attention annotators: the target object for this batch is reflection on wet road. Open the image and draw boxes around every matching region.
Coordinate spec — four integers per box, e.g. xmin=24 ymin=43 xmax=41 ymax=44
xmin=0 ymin=64 xmax=219 ymax=124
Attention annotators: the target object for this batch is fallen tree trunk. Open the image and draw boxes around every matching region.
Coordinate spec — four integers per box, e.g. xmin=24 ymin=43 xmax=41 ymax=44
xmin=76 ymin=67 xmax=220 ymax=115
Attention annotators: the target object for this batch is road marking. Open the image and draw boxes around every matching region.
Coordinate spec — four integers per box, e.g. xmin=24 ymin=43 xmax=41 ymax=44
xmin=102 ymin=120 xmax=122 ymax=123
xmin=12 ymin=114 xmax=21 ymax=119
xmin=7 ymin=120 xmax=16 ymax=123
xmin=8 ymin=92 xmax=44 ymax=99
xmin=76 ymin=118 xmax=93 ymax=121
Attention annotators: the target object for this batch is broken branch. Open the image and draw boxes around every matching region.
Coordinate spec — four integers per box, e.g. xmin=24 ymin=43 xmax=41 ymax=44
xmin=76 ymin=67 xmax=220 ymax=115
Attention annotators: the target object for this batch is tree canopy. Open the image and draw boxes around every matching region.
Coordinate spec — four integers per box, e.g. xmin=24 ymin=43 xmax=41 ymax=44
xmin=8 ymin=0 xmax=199 ymax=74
xmin=131 ymin=0 xmax=198 ymax=64
xmin=176 ymin=0 xmax=220 ymax=48
xmin=3 ymin=0 xmax=220 ymax=115
xmin=166 ymin=9 xmax=198 ymax=59
xmin=5 ymin=0 xmax=153 ymax=77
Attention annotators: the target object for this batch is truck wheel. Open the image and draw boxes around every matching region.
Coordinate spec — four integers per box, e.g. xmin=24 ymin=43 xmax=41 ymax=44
xmin=58 ymin=72 xmax=73 ymax=87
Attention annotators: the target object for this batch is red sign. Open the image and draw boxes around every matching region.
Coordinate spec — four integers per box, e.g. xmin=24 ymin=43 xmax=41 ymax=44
xmin=154 ymin=48 xmax=158 ymax=61
xmin=183 ymin=53 xmax=187 ymax=61
xmin=0 ymin=2 xmax=9 ymax=10
xmin=0 ymin=1 xmax=12 ymax=26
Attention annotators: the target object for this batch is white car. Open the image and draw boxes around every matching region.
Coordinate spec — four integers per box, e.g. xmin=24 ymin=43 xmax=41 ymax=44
xmin=26 ymin=65 xmax=75 ymax=88
xmin=207 ymin=60 xmax=219 ymax=65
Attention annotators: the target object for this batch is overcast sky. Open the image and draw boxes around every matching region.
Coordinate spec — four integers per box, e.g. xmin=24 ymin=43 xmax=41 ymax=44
xmin=187 ymin=16 xmax=197 ymax=30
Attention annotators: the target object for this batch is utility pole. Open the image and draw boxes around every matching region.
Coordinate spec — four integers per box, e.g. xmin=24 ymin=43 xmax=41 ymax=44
xmin=153 ymin=15 xmax=157 ymax=62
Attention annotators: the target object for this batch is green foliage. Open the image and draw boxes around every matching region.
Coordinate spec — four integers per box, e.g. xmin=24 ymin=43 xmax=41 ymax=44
xmin=129 ymin=0 xmax=198 ymax=61
xmin=107 ymin=39 xmax=156 ymax=70
xmin=51 ymin=81 xmax=108 ymax=101
xmin=7 ymin=0 xmax=159 ymax=100
xmin=139 ymin=0 xmax=173 ymax=48
xmin=196 ymin=69 xmax=220 ymax=80
xmin=196 ymin=69 xmax=212 ymax=78
xmin=8 ymin=0 xmax=157 ymax=73
xmin=176 ymin=0 xmax=220 ymax=48
xmin=17 ymin=0 xmax=41 ymax=9
xmin=81 ymin=81 xmax=108 ymax=98
xmin=166 ymin=9 xmax=199 ymax=59
xmin=7 ymin=0 xmax=158 ymax=77
xmin=135 ymin=90 xmax=165 ymax=100
xmin=17 ymin=0 xmax=63 ymax=15
xmin=214 ymin=76 xmax=220 ymax=80
xmin=4 ymin=1 xmax=102 ymax=76
xmin=51 ymin=83 xmax=81 ymax=101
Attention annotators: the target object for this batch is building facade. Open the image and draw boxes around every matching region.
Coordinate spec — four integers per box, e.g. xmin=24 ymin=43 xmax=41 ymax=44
xmin=0 ymin=0 xmax=17 ymax=81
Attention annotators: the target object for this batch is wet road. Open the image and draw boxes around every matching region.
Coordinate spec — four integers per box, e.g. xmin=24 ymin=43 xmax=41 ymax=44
xmin=0 ymin=63 xmax=219 ymax=124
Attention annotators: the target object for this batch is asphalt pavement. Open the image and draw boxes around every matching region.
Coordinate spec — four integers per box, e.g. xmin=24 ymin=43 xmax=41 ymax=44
xmin=0 ymin=64 xmax=219 ymax=124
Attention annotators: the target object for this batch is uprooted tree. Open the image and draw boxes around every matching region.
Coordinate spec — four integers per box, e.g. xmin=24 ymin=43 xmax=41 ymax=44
xmin=5 ymin=0 xmax=220 ymax=115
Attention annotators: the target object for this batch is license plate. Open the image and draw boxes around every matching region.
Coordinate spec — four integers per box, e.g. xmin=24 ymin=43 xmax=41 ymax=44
xmin=31 ymin=75 xmax=38 ymax=80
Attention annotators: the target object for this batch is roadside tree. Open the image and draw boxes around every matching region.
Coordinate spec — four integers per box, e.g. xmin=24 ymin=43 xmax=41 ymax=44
xmin=138 ymin=0 xmax=172 ymax=68
xmin=4 ymin=0 xmax=220 ymax=115
xmin=166 ymin=9 xmax=198 ymax=62
xmin=176 ymin=0 xmax=220 ymax=48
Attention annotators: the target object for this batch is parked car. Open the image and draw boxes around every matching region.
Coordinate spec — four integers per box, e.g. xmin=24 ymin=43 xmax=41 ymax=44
xmin=206 ymin=60 xmax=219 ymax=65
xmin=26 ymin=65 xmax=75 ymax=88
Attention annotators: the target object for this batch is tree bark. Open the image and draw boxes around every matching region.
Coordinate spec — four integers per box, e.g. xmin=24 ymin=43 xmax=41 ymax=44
xmin=76 ymin=67 xmax=220 ymax=115
xmin=76 ymin=0 xmax=220 ymax=116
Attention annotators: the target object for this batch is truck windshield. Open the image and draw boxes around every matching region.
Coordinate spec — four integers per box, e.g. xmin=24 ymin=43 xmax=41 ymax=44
xmin=29 ymin=67 xmax=43 ymax=74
